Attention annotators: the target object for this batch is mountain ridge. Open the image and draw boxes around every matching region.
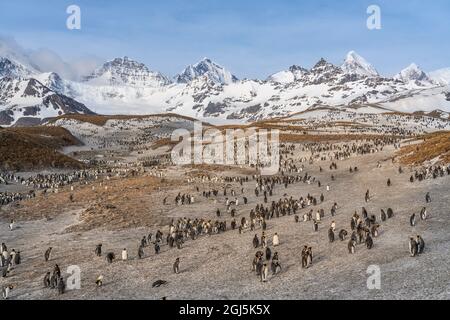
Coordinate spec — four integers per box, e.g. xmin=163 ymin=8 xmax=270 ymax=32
xmin=1 ymin=50 xmax=450 ymax=126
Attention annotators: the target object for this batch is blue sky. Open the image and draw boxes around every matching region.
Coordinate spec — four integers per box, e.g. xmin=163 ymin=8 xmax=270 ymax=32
xmin=0 ymin=0 xmax=449 ymax=79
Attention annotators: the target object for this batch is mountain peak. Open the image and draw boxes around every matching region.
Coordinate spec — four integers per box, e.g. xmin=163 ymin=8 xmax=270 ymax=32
xmin=267 ymin=64 xmax=309 ymax=84
xmin=341 ymin=51 xmax=379 ymax=77
xmin=82 ymin=56 xmax=171 ymax=87
xmin=394 ymin=63 xmax=431 ymax=83
xmin=200 ymin=57 xmax=212 ymax=63
xmin=289 ymin=65 xmax=308 ymax=73
xmin=405 ymin=63 xmax=419 ymax=71
xmin=175 ymin=58 xmax=238 ymax=85
xmin=313 ymin=58 xmax=330 ymax=69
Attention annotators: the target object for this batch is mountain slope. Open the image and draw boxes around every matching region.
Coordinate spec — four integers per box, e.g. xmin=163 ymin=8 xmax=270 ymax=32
xmin=0 ymin=77 xmax=95 ymax=126
xmin=429 ymin=68 xmax=450 ymax=85
xmin=0 ymin=57 xmax=36 ymax=79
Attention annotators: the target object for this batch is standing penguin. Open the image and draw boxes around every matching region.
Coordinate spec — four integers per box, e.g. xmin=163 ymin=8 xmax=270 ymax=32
xmin=410 ymin=213 xmax=416 ymax=227
xmin=255 ymin=258 xmax=263 ymax=276
xmin=365 ymin=234 xmax=373 ymax=249
xmin=409 ymin=237 xmax=418 ymax=257
xmin=14 ymin=251 xmax=21 ymax=265
xmin=313 ymin=220 xmax=319 ymax=232
xmin=53 ymin=264 xmax=61 ymax=278
xmin=271 ymin=258 xmax=281 ymax=275
xmin=420 ymin=207 xmax=427 ymax=220
xmin=50 ymin=272 xmax=57 ymax=288
xmin=362 ymin=207 xmax=368 ymax=219
xmin=348 ymin=239 xmax=356 ymax=254
xmin=0 ymin=243 xmax=6 ymax=254
xmin=173 ymin=258 xmax=180 ymax=274
xmin=1 ymin=285 xmax=13 ymax=300
xmin=9 ymin=250 xmax=16 ymax=266
xmin=265 ymin=247 xmax=272 ymax=261
xmin=252 ymin=235 xmax=260 ymax=248
xmin=43 ymin=272 xmax=51 ymax=288
xmin=121 ymin=248 xmax=128 ymax=261
xmin=380 ymin=209 xmax=386 ymax=222
xmin=272 ymin=233 xmax=280 ymax=246
xmin=261 ymin=263 xmax=269 ymax=282
xmin=95 ymin=244 xmax=102 ymax=257
xmin=371 ymin=224 xmax=380 ymax=237
xmin=425 ymin=192 xmax=431 ymax=203
xmin=261 ymin=235 xmax=267 ymax=248
xmin=44 ymin=247 xmax=52 ymax=262
xmin=138 ymin=245 xmax=144 ymax=259
xmin=306 ymin=247 xmax=313 ymax=267
xmin=301 ymin=246 xmax=308 ymax=268
xmin=2 ymin=249 xmax=9 ymax=264
xmin=57 ymin=277 xmax=65 ymax=294
xmin=328 ymin=228 xmax=335 ymax=243
xmin=252 ymin=255 xmax=259 ymax=272
xmin=416 ymin=235 xmax=425 ymax=254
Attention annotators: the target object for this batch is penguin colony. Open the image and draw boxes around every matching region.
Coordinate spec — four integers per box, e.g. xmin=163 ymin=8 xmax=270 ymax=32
xmin=0 ymin=134 xmax=446 ymax=300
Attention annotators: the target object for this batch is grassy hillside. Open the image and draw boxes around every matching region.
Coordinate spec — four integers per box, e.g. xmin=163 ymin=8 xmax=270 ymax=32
xmin=398 ymin=131 xmax=450 ymax=165
xmin=0 ymin=126 xmax=84 ymax=171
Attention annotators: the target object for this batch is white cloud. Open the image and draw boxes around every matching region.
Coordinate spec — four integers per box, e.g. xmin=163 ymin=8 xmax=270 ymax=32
xmin=0 ymin=35 xmax=103 ymax=80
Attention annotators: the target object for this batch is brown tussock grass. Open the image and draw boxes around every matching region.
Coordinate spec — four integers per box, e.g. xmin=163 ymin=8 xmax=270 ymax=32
xmin=397 ymin=131 xmax=450 ymax=165
xmin=0 ymin=126 xmax=83 ymax=171
xmin=2 ymin=175 xmax=179 ymax=231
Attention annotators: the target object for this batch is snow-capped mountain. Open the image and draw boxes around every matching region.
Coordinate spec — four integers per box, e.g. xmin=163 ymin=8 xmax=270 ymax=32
xmin=341 ymin=51 xmax=379 ymax=77
xmin=174 ymin=58 xmax=238 ymax=85
xmin=82 ymin=56 xmax=171 ymax=87
xmin=429 ymin=68 xmax=450 ymax=85
xmin=1 ymin=49 xmax=450 ymax=126
xmin=0 ymin=75 xmax=94 ymax=126
xmin=267 ymin=65 xmax=308 ymax=84
xmin=0 ymin=57 xmax=36 ymax=79
xmin=394 ymin=63 xmax=433 ymax=86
